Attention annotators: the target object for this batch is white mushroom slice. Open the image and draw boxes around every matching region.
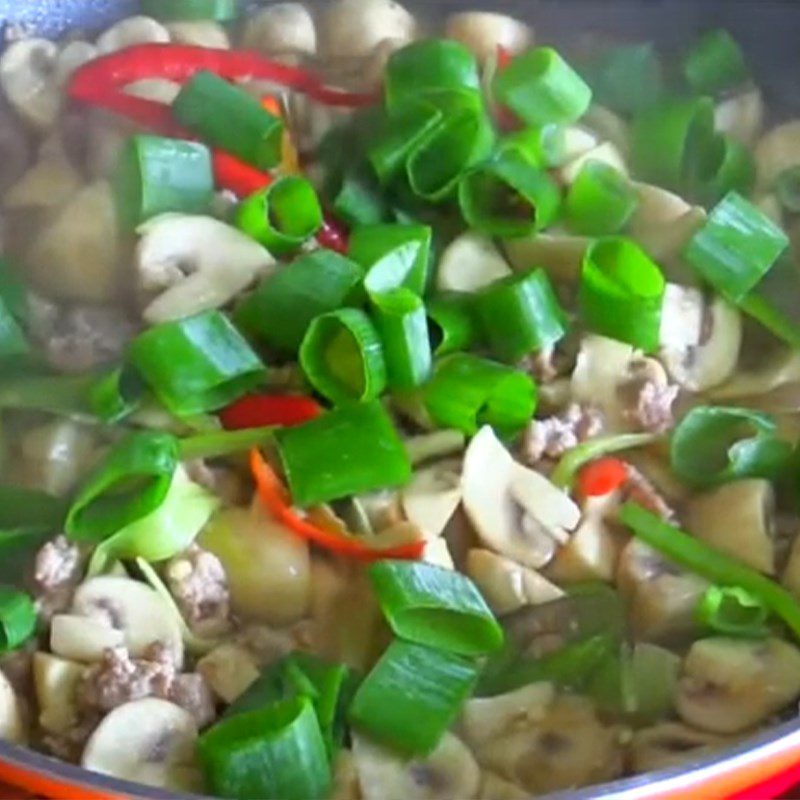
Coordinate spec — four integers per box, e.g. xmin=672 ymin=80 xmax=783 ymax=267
xmin=402 ymin=462 xmax=462 ymax=539
xmin=480 ymin=771 xmax=529 ymax=800
xmin=0 ymin=670 xmax=24 ymax=744
xmin=331 ymin=750 xmax=360 ymax=800
xmin=755 ymin=120 xmax=800 ymax=190
xmin=629 ymin=722 xmax=735 ymax=773
xmin=82 ymin=698 xmax=201 ymax=791
xmin=4 ymin=150 xmax=82 ymax=211
xmin=196 ymin=644 xmax=260 ymax=704
xmin=582 ymin=105 xmax=629 ymax=156
xmin=71 ymin=577 xmax=184 ymax=666
xmin=242 ymin=4 xmax=317 ymax=56
xmin=124 ymin=78 xmax=181 ymax=104
xmin=462 ymin=427 xmax=578 ymax=569
xmin=710 ymin=347 xmax=800 ymax=401
xmin=422 ymin=538 xmax=455 ymax=570
xmin=137 ymin=214 xmax=276 ymax=323
xmin=445 ymin=12 xmax=532 ymax=63
xmin=559 ymin=126 xmax=601 ymax=166
xmin=33 ymin=652 xmax=85 ymax=735
xmin=509 ymin=465 xmax=580 ymax=545
xmin=559 ymin=142 xmax=628 ymax=184
xmin=715 ymin=88 xmax=764 ymax=147
xmin=676 ymin=637 xmax=800 ymax=734
xmin=460 ymin=682 xmax=555 ymax=749
xmin=659 ymin=283 xmax=704 ymax=351
xmin=50 ymin=614 xmax=125 ymax=663
xmin=466 ymin=549 xmax=563 ymax=614
xmin=0 ymin=39 xmax=60 ymax=130
xmin=55 ymin=41 xmax=98 ymax=86
xmin=661 ymin=295 xmax=742 ymax=392
xmin=166 ymin=21 xmax=230 ymax=49
xmin=26 ymin=180 xmax=124 ymax=303
xmin=404 ymin=430 xmax=465 ymax=466
xmin=321 ymin=0 xmax=417 ymax=61
xmin=502 ymin=231 xmax=590 ymax=283
xmin=684 ymin=480 xmax=775 ymax=574
xmin=353 ymin=732 xmax=480 ymax=800
xmin=629 ymin=182 xmax=693 ymax=230
xmin=96 ymin=16 xmax=171 ymax=54
xmin=437 ymin=232 xmax=512 ymax=293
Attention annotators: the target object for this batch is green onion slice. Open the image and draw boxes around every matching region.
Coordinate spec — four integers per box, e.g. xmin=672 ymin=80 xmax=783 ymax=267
xmin=329 ymin=169 xmax=387 ymax=228
xmin=696 ymin=585 xmax=770 ymax=638
xmin=0 ymin=296 xmax=29 ymax=366
xmin=0 ymin=587 xmax=36 ymax=654
xmin=141 ymin=0 xmax=241 ymax=21
xmin=88 ymin=367 xmax=145 ymax=424
xmin=0 ymin=258 xmax=28 ymax=324
xmin=348 ymin=639 xmax=479 ymax=756
xmin=565 ymin=160 xmax=639 ymax=236
xmin=683 ymin=29 xmax=749 ymax=96
xmin=690 ymin=134 xmax=755 ymax=207
xmin=426 ymin=293 xmax=477 ymax=356
xmin=501 ymin=124 xmax=567 ymax=168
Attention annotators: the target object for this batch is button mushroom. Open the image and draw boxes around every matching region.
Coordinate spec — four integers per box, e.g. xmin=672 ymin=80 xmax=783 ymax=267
xmin=676 ymin=637 xmax=800 ymax=734
xmin=436 ymin=232 xmax=512 ymax=293
xmin=352 ymin=731 xmax=481 ymax=800
xmin=710 ymin=346 xmax=800 ymax=402
xmin=166 ymin=21 xmax=230 ymax=49
xmin=95 ymin=16 xmax=171 ymax=54
xmin=462 ymin=427 xmax=580 ymax=569
xmin=629 ymin=722 xmax=736 ymax=773
xmin=321 ymin=0 xmax=417 ymax=61
xmin=3 ymin=143 xmax=82 ymax=212
xmin=502 ymin=231 xmax=591 ymax=283
xmin=558 ymin=142 xmax=628 ymax=185
xmin=755 ymin=120 xmax=800 ymax=191
xmin=241 ymin=4 xmax=317 ymax=58
xmin=0 ymin=38 xmax=60 ymax=130
xmin=684 ymin=480 xmax=775 ymax=574
xmin=0 ymin=669 xmax=26 ymax=744
xmin=196 ymin=644 xmax=260 ymax=704
xmin=33 ymin=652 xmax=85 ymax=736
xmin=81 ymin=698 xmax=201 ymax=791
xmin=136 ymin=214 xmax=276 ymax=323
xmin=444 ymin=12 xmax=532 ymax=64
xmin=401 ymin=460 xmax=462 ymax=539
xmin=715 ymin=88 xmax=764 ymax=147
xmin=50 ymin=614 xmax=126 ymax=663
xmin=54 ymin=41 xmax=98 ymax=86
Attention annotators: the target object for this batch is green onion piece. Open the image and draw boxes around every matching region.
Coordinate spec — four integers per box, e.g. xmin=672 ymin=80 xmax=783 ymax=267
xmin=690 ymin=134 xmax=755 ymax=206
xmin=775 ymin=166 xmax=800 ymax=213
xmin=384 ymin=39 xmax=481 ymax=113
xmin=696 ymin=586 xmax=770 ymax=638
xmin=178 ymin=426 xmax=276 ymax=461
xmin=329 ymin=169 xmax=387 ymax=228
xmin=236 ymin=177 xmax=323 ymax=255
xmin=580 ymin=43 xmax=663 ymax=115
xmin=234 ymin=250 xmax=364 ymax=356
xmin=369 ymin=560 xmax=504 ymax=655
xmin=128 ymin=310 xmax=267 ymax=416
xmin=113 ymin=135 xmax=213 ymax=231
xmin=458 ymin=147 xmax=561 ymax=238
xmin=0 ymin=374 xmax=94 ymax=417
xmin=0 ymin=296 xmax=29 ymax=365
xmin=740 ymin=290 xmax=800 ymax=350
xmin=619 ymin=502 xmax=800 ymax=641
xmin=172 ymin=70 xmax=284 ymax=170
xmin=66 ymin=431 xmax=178 ymax=543
xmin=88 ymin=367 xmax=145 ymax=424
xmin=565 ymin=160 xmax=639 ymax=235
xmin=275 ymin=400 xmax=411 ymax=507
xmin=426 ymin=293 xmax=477 ymax=356
xmin=0 ymin=258 xmax=28 ymax=324
xmin=550 ymin=433 xmax=659 ymax=489
xmin=198 ymin=696 xmax=331 ymax=800
xmin=0 ymin=486 xmax=66 ymax=540
xmin=579 ymin=237 xmax=665 ymax=352
xmin=349 ymin=639 xmax=479 ymax=755
xmin=299 ymin=309 xmax=386 ymax=405
xmin=684 ymin=191 xmax=789 ymax=302
xmin=406 ymin=107 xmax=495 ymax=202
xmin=141 ymin=0 xmax=240 ymax=21
xmin=683 ymin=29 xmax=749 ymax=96
xmin=371 ymin=289 xmax=432 ymax=391
xmin=0 ymin=587 xmax=36 ymax=654
xmin=350 ymin=224 xmax=432 ymax=297
xmin=423 ymin=353 xmax=537 ymax=438
xmin=225 ymin=661 xmax=288 ymax=719
xmin=474 ymin=269 xmax=568 ymax=363
xmin=493 ymin=47 xmax=592 ymax=126
xmin=630 ymin=97 xmax=715 ymax=189
xmin=670 ymin=405 xmax=793 ymax=488
xmin=501 ymin=125 xmax=567 ymax=168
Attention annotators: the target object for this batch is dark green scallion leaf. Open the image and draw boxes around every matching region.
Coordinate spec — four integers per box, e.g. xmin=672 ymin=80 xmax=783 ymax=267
xmin=141 ymin=0 xmax=241 ymax=21
xmin=0 ymin=259 xmax=27 ymax=324
xmin=426 ymin=293 xmax=477 ymax=356
xmin=501 ymin=124 xmax=566 ymax=168
xmin=0 ymin=374 xmax=95 ymax=417
xmin=696 ymin=585 xmax=770 ymax=638
xmin=565 ymin=160 xmax=639 ymax=235
xmin=0 ymin=587 xmax=36 ymax=654
xmin=328 ymin=168 xmax=387 ymax=228
xmin=683 ymin=29 xmax=749 ymax=97
xmin=0 ymin=486 xmax=66 ymax=540
xmin=178 ymin=426 xmax=276 ymax=461
xmin=689 ymin=134 xmax=755 ymax=207
xmin=275 ymin=400 xmax=411 ymax=507
xmin=0 ymin=296 xmax=29 ymax=366
xmin=88 ymin=367 xmax=145 ymax=424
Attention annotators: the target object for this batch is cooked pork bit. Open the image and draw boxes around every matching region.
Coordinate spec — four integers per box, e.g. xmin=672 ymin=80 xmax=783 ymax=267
xmin=168 ymin=674 xmax=216 ymax=730
xmin=32 ymin=535 xmax=82 ymax=622
xmin=521 ymin=403 xmax=604 ymax=464
xmin=619 ymin=360 xmax=680 ymax=434
xmin=622 ymin=465 xmax=676 ymax=521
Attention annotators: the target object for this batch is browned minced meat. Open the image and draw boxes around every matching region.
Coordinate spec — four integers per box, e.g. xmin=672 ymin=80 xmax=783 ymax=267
xmin=522 ymin=403 xmax=604 ymax=464
xmin=623 ymin=465 xmax=676 ymax=521
xmin=625 ymin=380 xmax=680 ymax=434
xmin=43 ymin=714 xmax=101 ymax=762
xmin=80 ymin=644 xmax=216 ymax=728
xmin=165 ymin=544 xmax=231 ymax=638
xmin=518 ymin=347 xmax=559 ymax=384
xmin=32 ymin=535 xmax=82 ymax=621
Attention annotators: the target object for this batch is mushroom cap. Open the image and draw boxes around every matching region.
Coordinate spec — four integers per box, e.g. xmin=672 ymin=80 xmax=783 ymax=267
xmin=444 ymin=12 xmax=532 ymax=63
xmin=437 ymin=232 xmax=512 ymax=293
xmin=0 ymin=38 xmax=60 ymax=130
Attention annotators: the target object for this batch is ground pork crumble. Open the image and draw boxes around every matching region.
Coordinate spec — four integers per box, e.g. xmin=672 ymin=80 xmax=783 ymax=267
xmin=32 ymin=536 xmax=82 ymax=622
xmin=522 ymin=403 xmax=605 ymax=464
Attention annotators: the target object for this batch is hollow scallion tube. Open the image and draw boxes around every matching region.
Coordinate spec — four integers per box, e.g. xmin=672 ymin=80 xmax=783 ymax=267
xmin=426 ymin=293 xmax=477 ymax=356
xmin=565 ymin=160 xmax=639 ymax=235
xmin=683 ymin=29 xmax=749 ymax=96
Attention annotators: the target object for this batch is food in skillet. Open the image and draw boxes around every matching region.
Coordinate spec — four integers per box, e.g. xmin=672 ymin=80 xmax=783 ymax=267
xmin=1 ymin=1 xmax=800 ymax=798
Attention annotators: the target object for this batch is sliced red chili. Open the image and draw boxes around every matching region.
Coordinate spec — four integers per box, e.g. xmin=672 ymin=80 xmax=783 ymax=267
xmin=220 ymin=394 xmax=323 ymax=430
xmin=577 ymin=457 xmax=630 ymax=498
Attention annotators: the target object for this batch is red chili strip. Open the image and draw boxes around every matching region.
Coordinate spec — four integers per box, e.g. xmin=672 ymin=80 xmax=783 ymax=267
xmin=220 ymin=394 xmax=323 ymax=430
xmin=577 ymin=457 xmax=630 ymax=498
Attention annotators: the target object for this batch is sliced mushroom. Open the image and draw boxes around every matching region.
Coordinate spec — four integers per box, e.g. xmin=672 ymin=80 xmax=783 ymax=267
xmin=33 ymin=652 xmax=85 ymax=735
xmin=466 ymin=549 xmax=564 ymax=614
xmin=3 ymin=147 xmax=82 ymax=211
xmin=404 ymin=430 xmax=465 ymax=466
xmin=124 ymin=78 xmax=182 ymax=104
xmin=50 ymin=614 xmax=125 ymax=663
xmin=559 ymin=126 xmax=601 ymax=166
xmin=242 ymin=4 xmax=316 ymax=57
xmin=659 ymin=283 xmax=705 ymax=351
xmin=715 ymin=88 xmax=764 ymax=147
xmin=629 ymin=182 xmax=693 ymax=230
xmin=685 ymin=480 xmax=775 ymax=574
xmin=502 ymin=231 xmax=590 ymax=283
xmin=422 ymin=537 xmax=455 ymax=570
xmin=0 ymin=39 xmax=60 ymax=130
xmin=25 ymin=180 xmax=125 ymax=303
xmin=582 ymin=105 xmax=629 ymax=156
xmin=402 ymin=461 xmax=462 ymax=539
xmin=660 ymin=294 xmax=742 ymax=392
xmin=96 ymin=16 xmax=171 ymax=54
xmin=559 ymin=142 xmax=628 ymax=185
xmin=331 ymin=749 xmax=361 ymax=800
xmin=444 ymin=12 xmax=532 ymax=63
xmin=54 ymin=41 xmax=98 ymax=86
xmin=137 ymin=214 xmax=276 ymax=323
xmin=460 ymin=682 xmax=555 ymax=749
xmin=199 ymin=504 xmax=310 ymax=627
xmin=352 ymin=731 xmax=481 ymax=800
xmin=462 ymin=427 xmax=580 ymax=569
xmin=676 ymin=637 xmax=800 ymax=734
xmin=474 ymin=694 xmax=623 ymax=795
xmin=82 ymin=698 xmax=200 ymax=791
xmin=196 ymin=644 xmax=260 ymax=704
xmin=0 ymin=670 xmax=25 ymax=744
xmin=321 ymin=0 xmax=417 ymax=61
xmin=437 ymin=232 xmax=512 ymax=293
xmin=710 ymin=347 xmax=800 ymax=401
xmin=480 ymin=771 xmax=529 ymax=800
xmin=71 ymin=577 xmax=184 ymax=666
xmin=755 ymin=120 xmax=800 ymax=191
xmin=166 ymin=21 xmax=230 ymax=49
xmin=629 ymin=722 xmax=736 ymax=773
xmin=617 ymin=538 xmax=709 ymax=643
